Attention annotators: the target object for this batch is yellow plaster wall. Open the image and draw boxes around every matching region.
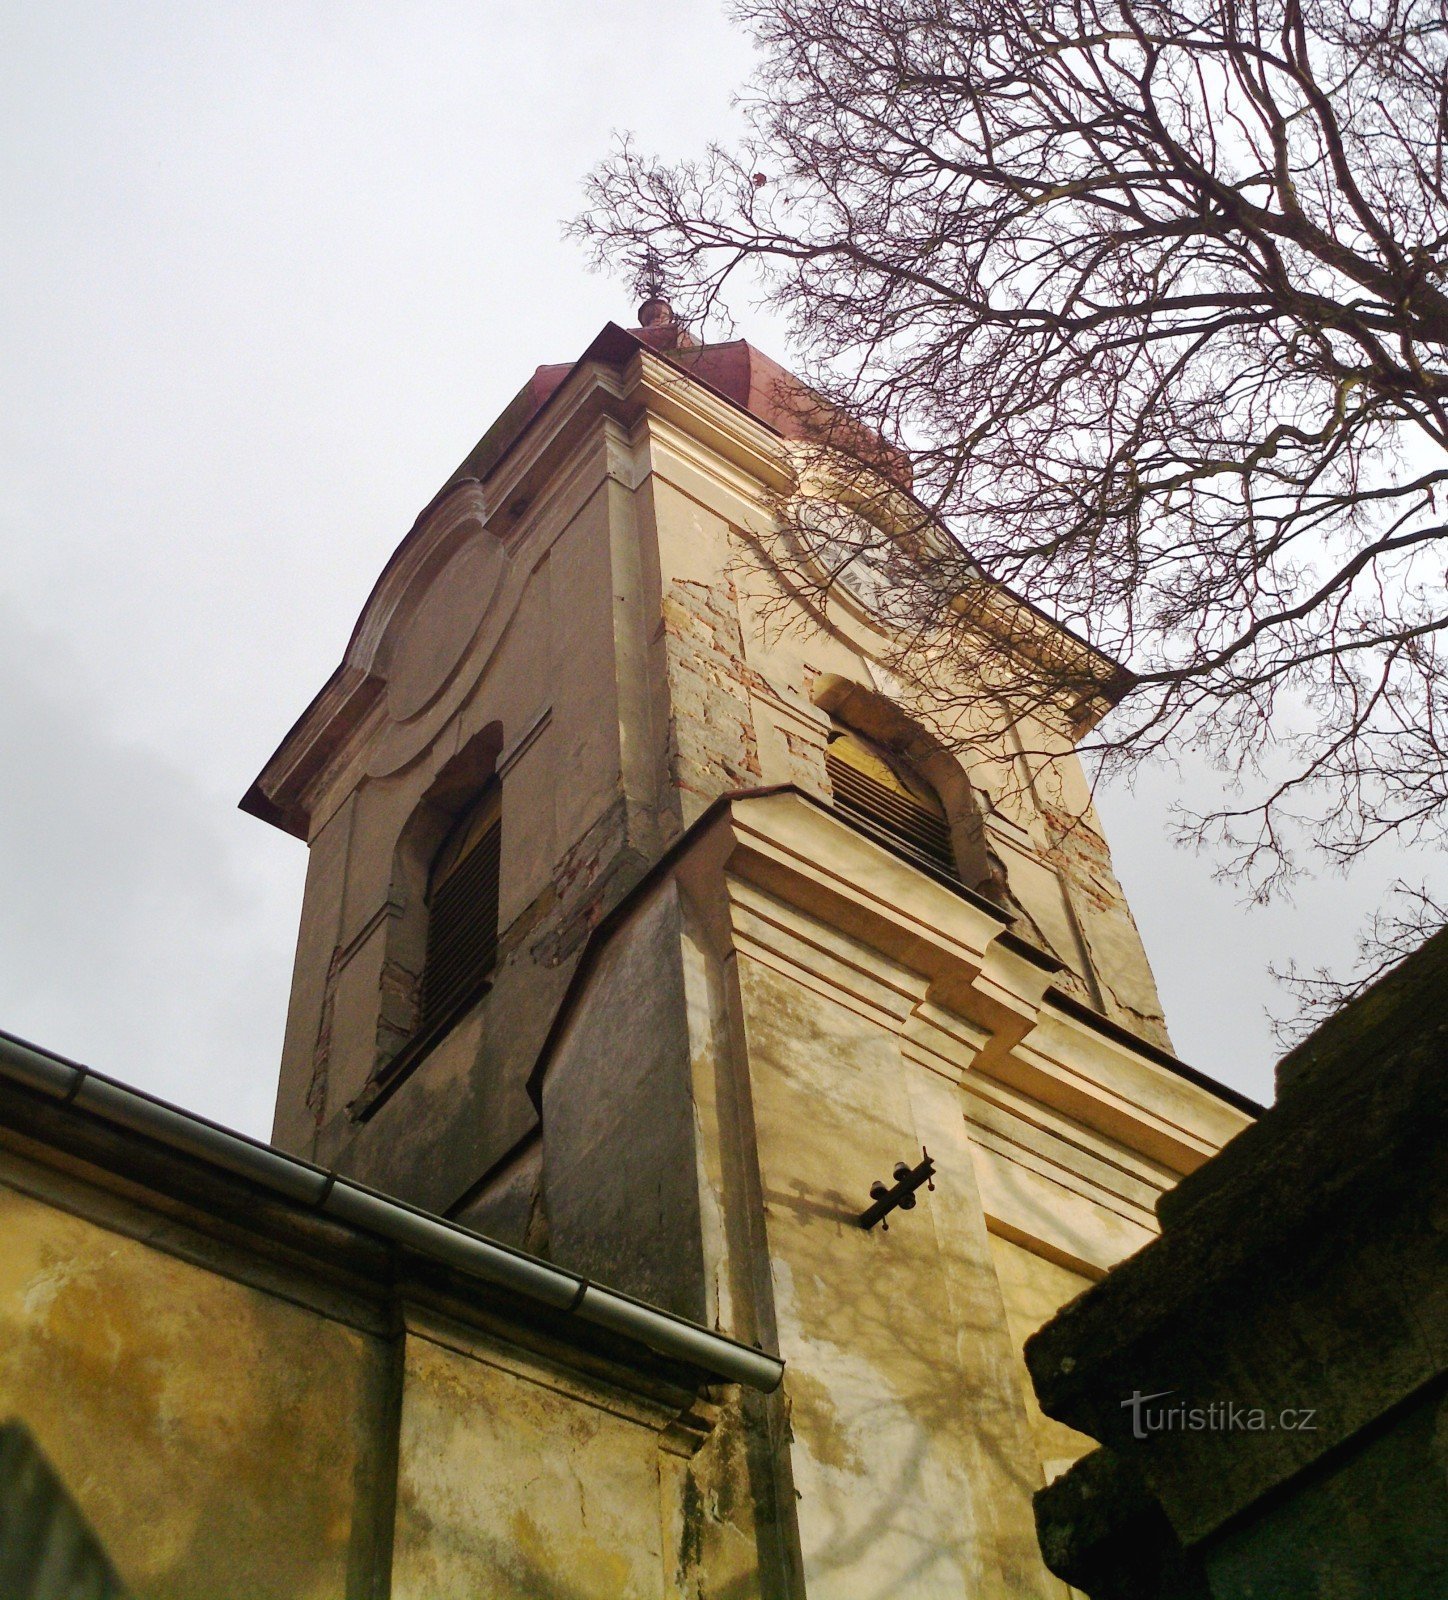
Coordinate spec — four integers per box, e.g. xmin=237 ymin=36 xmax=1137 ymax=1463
xmin=642 ymin=429 xmax=1173 ymax=1048
xmin=685 ymin=803 xmax=1243 ymax=1596
xmin=390 ymin=1327 xmax=666 ymax=1599
xmin=734 ymin=952 xmax=1057 ymax=1598
xmin=986 ymin=1231 xmax=1101 ymax=1480
xmin=0 ymin=1161 xmax=742 ymax=1600
xmin=0 ymin=1179 xmax=391 ymax=1600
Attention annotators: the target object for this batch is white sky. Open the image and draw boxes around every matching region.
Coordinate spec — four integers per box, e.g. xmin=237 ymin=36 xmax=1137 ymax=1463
xmin=1 ymin=2 xmax=1435 ymax=1133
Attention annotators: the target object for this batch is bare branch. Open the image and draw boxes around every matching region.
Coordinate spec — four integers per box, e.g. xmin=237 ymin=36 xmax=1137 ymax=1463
xmin=573 ymin=0 xmax=1448 ymax=887
xmin=1270 ymin=879 xmax=1448 ymax=1041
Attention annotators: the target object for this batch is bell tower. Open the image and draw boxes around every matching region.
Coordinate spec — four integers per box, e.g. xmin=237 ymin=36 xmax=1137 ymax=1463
xmin=246 ymin=304 xmax=1251 ymax=1595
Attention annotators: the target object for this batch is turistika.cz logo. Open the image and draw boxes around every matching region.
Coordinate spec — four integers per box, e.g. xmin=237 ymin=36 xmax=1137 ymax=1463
xmin=1121 ymin=1390 xmax=1318 ymax=1440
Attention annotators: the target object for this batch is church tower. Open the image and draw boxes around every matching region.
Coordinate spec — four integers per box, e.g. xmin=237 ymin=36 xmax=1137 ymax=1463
xmin=245 ymin=304 xmax=1250 ymax=1595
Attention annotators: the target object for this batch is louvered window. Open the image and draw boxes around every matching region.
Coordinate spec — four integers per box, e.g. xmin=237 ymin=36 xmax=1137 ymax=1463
xmin=419 ymin=787 xmax=501 ymax=1031
xmin=825 ymin=730 xmax=958 ymax=878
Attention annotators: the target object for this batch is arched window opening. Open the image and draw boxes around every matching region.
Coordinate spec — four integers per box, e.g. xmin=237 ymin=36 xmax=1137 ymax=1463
xmin=418 ymin=783 xmax=502 ymax=1032
xmin=825 ymin=727 xmax=958 ymax=878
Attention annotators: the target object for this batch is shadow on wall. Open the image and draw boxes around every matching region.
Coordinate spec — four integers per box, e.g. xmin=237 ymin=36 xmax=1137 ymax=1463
xmin=0 ymin=1420 xmax=128 ymax=1599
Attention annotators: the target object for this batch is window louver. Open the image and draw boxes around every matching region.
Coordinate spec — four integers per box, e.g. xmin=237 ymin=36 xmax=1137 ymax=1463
xmin=419 ymin=811 xmax=501 ymax=1031
xmin=825 ymin=740 xmax=958 ymax=878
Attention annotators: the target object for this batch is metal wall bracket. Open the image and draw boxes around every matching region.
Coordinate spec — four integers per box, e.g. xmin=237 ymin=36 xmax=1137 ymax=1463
xmin=858 ymin=1147 xmax=936 ymax=1231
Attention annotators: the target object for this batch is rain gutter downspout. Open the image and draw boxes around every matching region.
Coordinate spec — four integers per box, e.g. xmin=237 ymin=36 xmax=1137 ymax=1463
xmin=0 ymin=1028 xmax=784 ymax=1394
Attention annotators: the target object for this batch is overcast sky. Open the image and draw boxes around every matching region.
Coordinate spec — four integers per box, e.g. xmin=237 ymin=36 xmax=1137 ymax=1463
xmin=1 ymin=2 xmax=1436 ymax=1135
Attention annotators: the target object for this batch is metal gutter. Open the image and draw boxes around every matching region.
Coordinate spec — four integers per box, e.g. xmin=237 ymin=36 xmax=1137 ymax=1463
xmin=0 ymin=1027 xmax=784 ymax=1394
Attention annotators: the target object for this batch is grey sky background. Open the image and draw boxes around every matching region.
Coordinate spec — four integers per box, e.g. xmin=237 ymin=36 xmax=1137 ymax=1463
xmin=1 ymin=2 xmax=1437 ymax=1134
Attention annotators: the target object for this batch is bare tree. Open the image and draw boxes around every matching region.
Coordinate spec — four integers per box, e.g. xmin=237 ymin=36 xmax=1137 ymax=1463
xmin=1270 ymin=878 xmax=1447 ymax=1039
xmin=575 ymin=0 xmax=1448 ymax=898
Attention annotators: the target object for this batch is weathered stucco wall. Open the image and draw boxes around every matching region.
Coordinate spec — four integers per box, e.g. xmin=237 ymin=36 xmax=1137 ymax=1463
xmin=525 ymin=791 xmax=1249 ymax=1596
xmin=987 ymin=1233 xmax=1099 ymax=1480
xmin=734 ymin=953 xmax=1056 ymax=1597
xmin=0 ymin=1131 xmax=783 ymax=1600
xmin=540 ymin=878 xmax=706 ymax=1320
xmin=0 ymin=1172 xmax=393 ymax=1599
xmin=391 ymin=1321 xmax=667 ymax=1599
xmin=264 ymin=337 xmax=1180 ymax=1244
xmin=641 ymin=433 xmax=1172 ymax=1049
xmin=715 ymin=824 xmax=1241 ymax=1593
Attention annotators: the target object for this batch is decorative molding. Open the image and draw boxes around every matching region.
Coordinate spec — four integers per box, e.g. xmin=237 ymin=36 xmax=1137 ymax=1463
xmin=749 ymin=678 xmax=831 ymax=740
xmin=727 ymin=877 xmax=928 ymax=1036
xmin=333 ymin=891 xmax=404 ymax=976
xmin=400 ymin=1302 xmax=695 ymax=1428
xmin=718 ymin=792 xmax=1248 ymax=1173
xmin=497 ymin=705 xmax=553 ymax=781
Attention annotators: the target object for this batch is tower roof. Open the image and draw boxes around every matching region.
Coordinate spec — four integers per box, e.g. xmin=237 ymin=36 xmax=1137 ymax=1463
xmin=443 ymin=319 xmax=911 ymax=493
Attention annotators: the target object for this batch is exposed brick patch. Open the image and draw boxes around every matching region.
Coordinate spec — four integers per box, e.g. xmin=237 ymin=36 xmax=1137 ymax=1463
xmin=1037 ymin=805 xmax=1124 ymax=912
xmin=527 ymin=797 xmax=648 ymax=968
xmin=375 ymin=957 xmax=421 ymax=1066
xmin=663 ymin=579 xmax=764 ymax=799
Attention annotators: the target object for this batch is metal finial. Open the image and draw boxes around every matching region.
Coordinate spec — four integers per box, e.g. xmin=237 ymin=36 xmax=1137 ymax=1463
xmin=632 ymin=244 xmax=668 ymax=301
xmin=631 ymin=245 xmax=673 ymax=327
